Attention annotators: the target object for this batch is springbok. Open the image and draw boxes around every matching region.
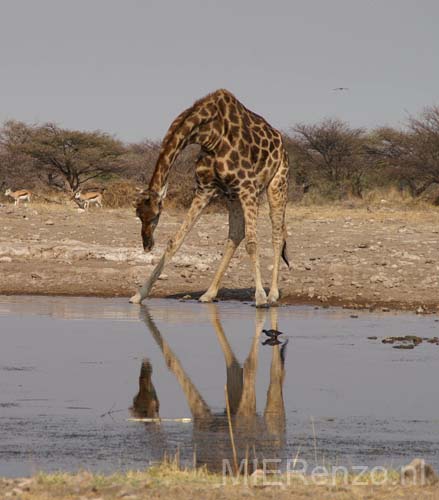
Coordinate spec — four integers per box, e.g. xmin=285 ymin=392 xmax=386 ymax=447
xmin=74 ymin=190 xmax=103 ymax=209
xmin=4 ymin=189 xmax=32 ymax=205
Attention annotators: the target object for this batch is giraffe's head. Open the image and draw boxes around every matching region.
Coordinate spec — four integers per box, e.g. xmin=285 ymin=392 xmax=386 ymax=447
xmin=135 ymin=186 xmax=167 ymax=252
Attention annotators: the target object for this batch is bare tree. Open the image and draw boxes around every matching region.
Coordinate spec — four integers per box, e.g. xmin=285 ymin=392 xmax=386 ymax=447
xmin=290 ymin=118 xmax=369 ymax=197
xmin=370 ymin=106 xmax=439 ymax=197
xmin=0 ymin=122 xmax=38 ymax=192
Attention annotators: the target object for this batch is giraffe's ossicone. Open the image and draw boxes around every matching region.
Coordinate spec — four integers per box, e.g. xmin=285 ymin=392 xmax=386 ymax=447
xmin=131 ymin=89 xmax=290 ymax=307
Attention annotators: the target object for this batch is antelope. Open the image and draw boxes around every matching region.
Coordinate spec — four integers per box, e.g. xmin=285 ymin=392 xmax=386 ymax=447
xmin=74 ymin=190 xmax=103 ymax=209
xmin=4 ymin=189 xmax=32 ymax=205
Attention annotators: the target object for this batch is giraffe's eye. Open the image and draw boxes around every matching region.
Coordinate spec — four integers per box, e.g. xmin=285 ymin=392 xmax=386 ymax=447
xmin=150 ymin=214 xmax=159 ymax=226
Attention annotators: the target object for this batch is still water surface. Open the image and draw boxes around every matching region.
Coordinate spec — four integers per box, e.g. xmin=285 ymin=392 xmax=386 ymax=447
xmin=1 ymin=296 xmax=438 ymax=476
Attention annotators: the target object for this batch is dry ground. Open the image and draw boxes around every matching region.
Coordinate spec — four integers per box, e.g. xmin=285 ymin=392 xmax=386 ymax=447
xmin=1 ymin=202 xmax=439 ymax=311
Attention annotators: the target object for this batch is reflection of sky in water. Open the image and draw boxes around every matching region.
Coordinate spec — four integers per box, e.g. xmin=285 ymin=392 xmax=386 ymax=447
xmin=1 ymin=296 xmax=438 ymax=477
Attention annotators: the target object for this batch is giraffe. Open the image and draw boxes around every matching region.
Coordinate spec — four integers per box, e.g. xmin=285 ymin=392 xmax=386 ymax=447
xmin=130 ymin=89 xmax=290 ymax=307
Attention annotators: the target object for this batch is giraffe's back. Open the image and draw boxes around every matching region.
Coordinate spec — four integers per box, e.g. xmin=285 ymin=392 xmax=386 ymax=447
xmin=205 ymin=89 xmax=287 ymax=196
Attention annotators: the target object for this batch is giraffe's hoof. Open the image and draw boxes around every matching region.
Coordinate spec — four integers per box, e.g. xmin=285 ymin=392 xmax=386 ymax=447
xmin=255 ymin=302 xmax=270 ymax=309
xmin=268 ymin=292 xmax=280 ymax=305
xmin=255 ymin=290 xmax=268 ymax=308
xmin=129 ymin=293 xmax=143 ymax=304
xmin=199 ymin=292 xmax=216 ymax=303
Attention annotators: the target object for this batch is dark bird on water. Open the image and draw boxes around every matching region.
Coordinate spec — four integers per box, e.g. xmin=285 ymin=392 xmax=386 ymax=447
xmin=263 ymin=329 xmax=284 ymax=339
xmin=262 ymin=329 xmax=285 ymax=346
xmin=262 ymin=337 xmax=282 ymax=346
xmin=332 ymin=87 xmax=349 ymax=91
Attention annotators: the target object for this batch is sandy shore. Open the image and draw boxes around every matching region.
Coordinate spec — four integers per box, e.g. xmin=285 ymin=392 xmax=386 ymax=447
xmin=1 ymin=203 xmax=439 ymax=312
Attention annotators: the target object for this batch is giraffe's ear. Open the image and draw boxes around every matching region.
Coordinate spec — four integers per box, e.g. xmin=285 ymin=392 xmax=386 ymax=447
xmin=158 ymin=184 xmax=168 ymax=200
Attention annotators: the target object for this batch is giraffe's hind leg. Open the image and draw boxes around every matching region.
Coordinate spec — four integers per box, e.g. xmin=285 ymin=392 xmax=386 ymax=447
xmin=199 ymin=200 xmax=244 ymax=303
xmin=266 ymin=166 xmax=289 ymax=305
xmin=241 ymin=193 xmax=267 ymax=307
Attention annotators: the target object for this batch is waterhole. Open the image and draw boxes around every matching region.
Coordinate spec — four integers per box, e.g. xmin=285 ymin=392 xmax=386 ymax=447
xmin=0 ymin=296 xmax=438 ymax=476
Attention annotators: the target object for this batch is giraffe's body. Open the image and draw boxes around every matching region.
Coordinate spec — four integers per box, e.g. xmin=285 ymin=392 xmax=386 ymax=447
xmin=132 ymin=89 xmax=289 ymax=307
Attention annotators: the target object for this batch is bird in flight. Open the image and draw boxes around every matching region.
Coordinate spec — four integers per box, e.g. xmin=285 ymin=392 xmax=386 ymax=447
xmin=332 ymin=87 xmax=349 ymax=91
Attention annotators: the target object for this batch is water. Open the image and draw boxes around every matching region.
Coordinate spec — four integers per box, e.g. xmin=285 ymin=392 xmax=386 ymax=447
xmin=1 ymin=296 xmax=438 ymax=477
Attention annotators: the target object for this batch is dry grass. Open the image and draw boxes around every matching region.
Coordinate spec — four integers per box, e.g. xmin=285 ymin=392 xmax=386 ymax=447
xmin=4 ymin=181 xmax=439 ymax=213
xmin=102 ymin=179 xmax=139 ymax=208
xmin=1 ymin=463 xmax=437 ymax=500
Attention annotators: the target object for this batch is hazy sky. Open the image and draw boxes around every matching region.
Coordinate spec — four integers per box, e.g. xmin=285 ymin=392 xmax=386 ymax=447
xmin=0 ymin=0 xmax=438 ymax=143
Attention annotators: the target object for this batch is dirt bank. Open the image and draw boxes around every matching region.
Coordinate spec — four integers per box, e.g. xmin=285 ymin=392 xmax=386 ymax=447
xmin=1 ymin=203 xmax=439 ymax=312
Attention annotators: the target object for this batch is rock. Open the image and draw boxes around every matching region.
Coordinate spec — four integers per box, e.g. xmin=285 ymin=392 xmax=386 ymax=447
xmin=402 ymin=458 xmax=438 ymax=485
xmin=381 ymin=307 xmax=390 ymax=312
xmin=405 ymin=335 xmax=423 ymax=345
xmin=401 ymin=251 xmax=421 ymax=261
xmin=382 ymin=337 xmax=395 ymax=344
xmin=158 ymin=274 xmax=168 ymax=280
xmin=382 ymin=335 xmax=422 ymax=348
xmin=358 ymin=243 xmax=369 ymax=249
xmin=367 ymin=336 xmax=378 ymax=340
xmin=45 ymin=219 xmax=54 ymax=225
xmin=17 ymin=479 xmax=33 ymax=489
xmin=0 ymin=256 xmax=12 ymax=263
xmin=416 ymin=306 xmax=425 ymax=314
xmin=181 ymin=295 xmax=192 ymax=301
xmin=251 ymin=468 xmax=265 ymax=481
xmin=351 ymin=281 xmax=363 ymax=288
xmin=195 ymin=263 xmax=210 ymax=272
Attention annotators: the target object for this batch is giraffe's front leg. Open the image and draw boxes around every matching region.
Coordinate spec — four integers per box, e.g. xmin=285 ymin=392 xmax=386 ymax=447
xmin=130 ymin=190 xmax=214 ymax=304
xmin=130 ymin=252 xmax=166 ymax=303
xmin=198 ymin=238 xmax=237 ymax=303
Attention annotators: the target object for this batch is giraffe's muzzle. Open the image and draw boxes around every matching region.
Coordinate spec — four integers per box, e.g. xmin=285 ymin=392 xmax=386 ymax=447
xmin=142 ymin=236 xmax=154 ymax=252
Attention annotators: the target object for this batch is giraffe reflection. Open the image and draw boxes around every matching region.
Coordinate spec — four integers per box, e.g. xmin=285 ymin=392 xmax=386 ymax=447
xmin=131 ymin=359 xmax=160 ymax=419
xmin=135 ymin=304 xmax=287 ymax=471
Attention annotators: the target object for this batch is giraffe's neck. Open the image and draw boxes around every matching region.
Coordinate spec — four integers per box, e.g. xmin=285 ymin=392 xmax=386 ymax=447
xmin=148 ymin=100 xmax=220 ymax=194
xmin=148 ymin=144 xmax=185 ymax=193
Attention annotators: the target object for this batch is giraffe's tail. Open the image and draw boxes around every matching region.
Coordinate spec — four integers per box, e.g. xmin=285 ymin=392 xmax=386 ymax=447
xmin=281 ymin=236 xmax=290 ymax=269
